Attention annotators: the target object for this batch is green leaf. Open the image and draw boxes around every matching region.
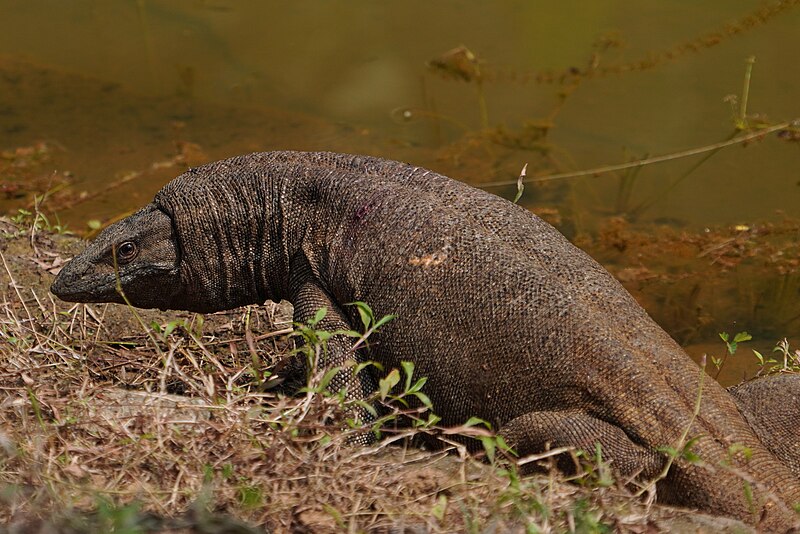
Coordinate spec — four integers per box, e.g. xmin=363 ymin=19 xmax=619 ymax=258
xmin=684 ymin=435 xmax=701 ymax=449
xmin=238 ymin=484 xmax=263 ymax=508
xmin=733 ymin=331 xmax=752 ymax=344
xmin=373 ymin=314 xmax=396 ymax=330
xmin=729 ymin=443 xmax=753 ymax=461
xmin=464 ymin=416 xmax=491 ymax=429
xmin=656 ymin=445 xmax=679 ymax=457
xmin=392 ymin=397 xmax=410 ymax=408
xmin=743 ymin=481 xmax=754 ymax=510
xmin=683 ymin=450 xmax=701 ymax=463
xmin=495 ymin=434 xmax=514 ymax=455
xmin=351 ymin=399 xmax=378 ymax=418
xmin=221 ymin=463 xmax=234 ymax=479
xmin=720 ymin=331 xmax=752 ymax=355
xmin=480 ymin=436 xmax=496 ymax=463
xmin=431 ymin=494 xmax=448 ymax=521
xmin=401 ymin=361 xmax=414 ymax=392
xmin=163 ymin=320 xmax=182 ymax=337
xmin=353 ymin=361 xmax=377 ymax=375
xmin=426 ymin=413 xmax=442 ymax=426
xmin=412 ymin=391 xmax=432 ymax=408
xmin=311 ymin=307 xmax=327 ymax=326
xmin=319 ymin=367 xmax=341 ymax=391
xmin=349 ymin=301 xmax=373 ymax=330
xmin=194 ymin=314 xmax=205 ymax=337
xmin=379 ymin=369 xmax=400 ymax=400
xmin=332 ymin=328 xmax=361 ymax=338
xmin=316 ymin=331 xmax=332 ymax=342
xmin=409 ymin=377 xmax=428 ymax=393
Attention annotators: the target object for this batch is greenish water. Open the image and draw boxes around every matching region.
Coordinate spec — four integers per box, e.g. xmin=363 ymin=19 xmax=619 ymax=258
xmin=1 ymin=1 xmax=799 ymax=382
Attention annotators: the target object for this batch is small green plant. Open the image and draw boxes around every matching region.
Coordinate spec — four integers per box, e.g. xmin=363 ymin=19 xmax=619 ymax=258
xmin=287 ymin=303 xmax=453 ymax=445
xmin=10 ymin=208 xmax=32 ymax=226
xmin=61 ymin=497 xmax=151 ymax=534
xmin=430 ymin=493 xmax=448 ymax=522
xmin=291 ymin=302 xmax=393 ymax=387
xmin=726 ymin=443 xmax=753 ymax=464
xmin=10 ymin=193 xmax=71 ymax=236
xmin=285 ymin=302 xmax=412 ymax=437
xmin=150 ymin=318 xmax=187 ymax=341
xmin=291 ymin=306 xmax=346 ymax=393
xmin=94 ymin=498 xmax=147 ymax=533
xmin=751 ymin=348 xmax=777 ymax=370
xmin=730 ymin=56 xmax=756 ymax=131
xmin=753 ymin=337 xmax=800 ymax=374
xmin=571 ymin=498 xmax=612 ymax=534
xmin=349 ymin=300 xmax=396 ymax=350
xmin=493 ymin=466 xmax=551 ymax=531
xmin=26 ymin=387 xmax=47 ymax=430
xmin=719 ymin=331 xmax=752 ymax=355
xmin=377 ymin=361 xmax=431 ymax=408
xmin=773 ymin=337 xmax=800 ymax=371
xmin=712 ymin=331 xmax=752 ymax=378
xmin=657 ymin=435 xmax=702 ymax=465
xmin=453 ymin=416 xmax=513 ymax=465
xmin=360 ymin=360 xmax=441 ymax=438
xmin=237 ymin=483 xmax=263 ymax=509
xmin=572 ymin=443 xmax=615 ymax=489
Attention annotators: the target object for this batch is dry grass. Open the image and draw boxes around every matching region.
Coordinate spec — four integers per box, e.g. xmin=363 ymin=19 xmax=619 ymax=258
xmin=0 ymin=216 xmax=751 ymax=533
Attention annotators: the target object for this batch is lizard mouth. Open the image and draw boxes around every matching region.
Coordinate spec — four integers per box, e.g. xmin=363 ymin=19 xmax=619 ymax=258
xmin=50 ymin=279 xmax=70 ymax=300
xmin=50 ymin=269 xmax=122 ymax=304
xmin=51 ymin=260 xmax=182 ymax=308
xmin=50 ymin=266 xmax=83 ymax=301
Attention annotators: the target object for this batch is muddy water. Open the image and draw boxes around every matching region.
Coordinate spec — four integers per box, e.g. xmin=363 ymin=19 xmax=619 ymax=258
xmin=1 ymin=2 xmax=799 ymax=383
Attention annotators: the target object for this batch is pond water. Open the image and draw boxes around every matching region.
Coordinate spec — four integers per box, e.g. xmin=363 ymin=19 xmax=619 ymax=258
xmin=1 ymin=1 xmax=799 ymax=383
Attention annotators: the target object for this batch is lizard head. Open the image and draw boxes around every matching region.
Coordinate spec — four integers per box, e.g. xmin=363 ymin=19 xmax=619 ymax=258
xmin=50 ymin=204 xmax=182 ymax=310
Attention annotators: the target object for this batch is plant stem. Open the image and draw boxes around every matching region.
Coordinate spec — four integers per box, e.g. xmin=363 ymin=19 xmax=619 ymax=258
xmin=738 ymin=56 xmax=756 ymax=129
xmin=480 ymin=120 xmax=794 ymax=188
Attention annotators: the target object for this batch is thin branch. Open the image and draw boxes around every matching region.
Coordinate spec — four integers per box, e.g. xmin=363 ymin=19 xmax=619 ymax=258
xmin=480 ymin=120 xmax=796 ymax=188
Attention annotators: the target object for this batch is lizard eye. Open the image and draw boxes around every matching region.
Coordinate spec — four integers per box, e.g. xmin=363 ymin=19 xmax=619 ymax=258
xmin=115 ymin=241 xmax=138 ymax=263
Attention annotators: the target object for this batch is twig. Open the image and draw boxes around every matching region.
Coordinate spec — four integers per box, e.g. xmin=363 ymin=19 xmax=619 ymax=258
xmin=480 ymin=120 xmax=796 ymax=188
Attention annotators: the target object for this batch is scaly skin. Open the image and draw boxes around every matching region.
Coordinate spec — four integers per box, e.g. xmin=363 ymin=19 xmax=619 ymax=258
xmin=729 ymin=373 xmax=800 ymax=479
xmin=51 ymin=152 xmax=800 ymax=529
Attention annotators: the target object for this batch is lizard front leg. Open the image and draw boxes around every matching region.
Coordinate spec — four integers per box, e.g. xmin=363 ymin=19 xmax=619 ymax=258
xmin=279 ymin=279 xmax=379 ymax=441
